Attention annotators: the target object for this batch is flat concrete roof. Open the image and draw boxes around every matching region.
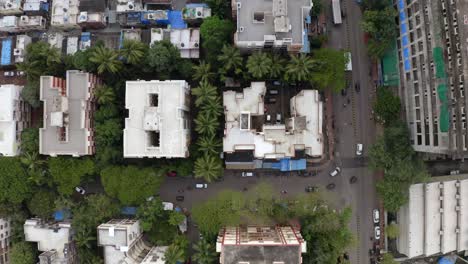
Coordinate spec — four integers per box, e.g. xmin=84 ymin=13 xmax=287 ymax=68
xmin=0 ymin=85 xmax=21 ymax=156
xmin=24 ymin=219 xmax=72 ymax=259
xmin=222 ymin=245 xmax=301 ymax=264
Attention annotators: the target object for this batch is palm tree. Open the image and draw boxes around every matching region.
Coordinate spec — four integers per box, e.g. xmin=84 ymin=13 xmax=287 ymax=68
xmin=191 ymin=81 xmax=218 ymax=107
xmin=74 ymin=230 xmax=96 ymax=250
xmin=269 ymin=53 xmax=286 ymax=79
xmin=247 ymin=52 xmax=272 ymax=79
xmin=197 ymin=134 xmax=222 ymax=155
xmin=194 ymin=155 xmax=223 ymax=183
xmin=193 ymin=239 xmax=218 ymax=264
xmin=89 ymin=46 xmax=123 ymax=74
xmin=193 ymin=61 xmax=216 ymax=83
xmin=218 ymin=45 xmax=243 ymax=76
xmin=119 ymin=39 xmax=147 ymax=65
xmin=201 ymin=96 xmax=223 ymax=117
xmin=164 ymin=244 xmax=185 ymax=264
xmin=20 ymin=152 xmax=44 ymax=171
xmin=284 ymin=54 xmax=314 ymax=82
xmin=194 ymin=111 xmax=219 ymax=136
xmin=94 ymin=85 xmax=116 ymax=105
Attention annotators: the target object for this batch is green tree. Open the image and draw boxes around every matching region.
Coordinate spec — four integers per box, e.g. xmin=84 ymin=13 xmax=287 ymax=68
xmin=311 ymin=0 xmax=323 ymax=16
xmin=72 ymin=194 xmax=119 ymax=232
xmin=120 ymin=39 xmax=147 ymax=65
xmin=95 ymin=85 xmax=116 ymax=105
xmin=147 ymin=40 xmax=181 ymax=76
xmin=194 ymin=155 xmax=223 ymax=183
xmin=284 ymin=54 xmax=314 ymax=82
xmin=27 ymin=190 xmax=56 ymax=219
xmin=205 ymin=0 xmax=229 ymax=17
xmin=20 ymin=80 xmax=41 ymax=108
xmin=20 ymin=152 xmax=46 ymax=186
xmin=89 ymin=46 xmax=123 ymax=74
xmin=201 ymin=96 xmax=223 ymax=117
xmin=191 ymin=81 xmax=218 ymax=107
xmin=137 ymin=198 xmax=165 ymax=231
xmin=169 ymin=211 xmax=185 ymax=226
xmin=20 ymin=128 xmax=39 ymax=155
xmin=197 ymin=134 xmax=222 ymax=155
xmin=311 ymin=48 xmax=347 ymax=92
xmin=269 ymin=53 xmax=286 ymax=79
xmin=0 ymin=158 xmax=32 ymax=204
xmin=193 ymin=239 xmax=218 ymax=264
xmin=218 ymin=45 xmax=243 ymax=78
xmin=17 ymin=41 xmax=62 ymax=80
xmin=193 ymin=61 xmax=216 ymax=83
xmin=362 ymin=7 xmax=398 ymax=58
xmin=101 ymin=166 xmax=164 ymax=205
xmin=380 ymin=253 xmax=398 ymax=264
xmin=10 ymin=242 xmax=36 ymax=264
xmin=385 ymin=223 xmax=399 ymax=239
xmin=95 ymin=118 xmax=122 ymax=147
xmin=75 ymin=229 xmax=96 ymax=250
xmin=374 ymin=87 xmax=401 ymax=125
xmin=200 ymin=17 xmax=234 ymax=61
xmin=48 ymin=157 xmax=95 ymax=196
xmin=194 ymin=111 xmax=219 ymax=136
xmin=247 ymin=52 xmax=272 ymax=80
xmin=165 ymin=244 xmax=185 ymax=264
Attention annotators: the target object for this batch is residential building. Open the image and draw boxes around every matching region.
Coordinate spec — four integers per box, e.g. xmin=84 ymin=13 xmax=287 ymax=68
xmin=24 ymin=219 xmax=77 ymax=264
xmin=48 ymin=33 xmax=65 ymax=50
xmin=182 ymin=3 xmax=211 ymax=21
xmin=223 ymin=82 xmax=323 ymax=169
xmin=395 ymin=0 xmax=468 ymax=158
xmin=97 ymin=219 xmax=167 ymax=264
xmin=39 ymin=70 xmax=101 ymax=157
xmin=0 ymin=0 xmax=23 ymax=15
xmin=17 ymin=15 xmax=47 ymax=31
xmin=398 ymin=175 xmax=468 ymax=258
xmin=66 ymin=36 xmax=79 ymax=55
xmin=23 ymin=0 xmax=50 ymax=14
xmin=51 ymin=0 xmax=80 ymax=29
xmin=116 ymin=0 xmax=143 ymax=12
xmin=150 ymin=28 xmax=200 ymax=58
xmin=216 ymin=226 xmax=307 ymax=264
xmin=0 ymin=85 xmax=30 ymax=157
xmin=0 ymin=219 xmax=11 ymax=264
xmin=231 ymin=0 xmax=312 ymax=53
xmin=14 ymin=35 xmax=31 ymax=63
xmin=124 ymin=80 xmax=190 ymax=158
xmin=77 ymin=11 xmax=106 ymax=29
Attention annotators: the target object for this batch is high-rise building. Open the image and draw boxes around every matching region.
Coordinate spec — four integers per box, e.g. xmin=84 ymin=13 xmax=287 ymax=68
xmin=396 ymin=0 xmax=468 ymax=158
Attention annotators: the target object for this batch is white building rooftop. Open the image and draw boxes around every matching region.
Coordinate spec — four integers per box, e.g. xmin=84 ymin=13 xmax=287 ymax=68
xmin=51 ymin=0 xmax=80 ymax=29
xmin=0 ymin=85 xmax=22 ymax=156
xmin=0 ymin=0 xmax=23 ymax=14
xmin=124 ymin=80 xmax=191 ymax=158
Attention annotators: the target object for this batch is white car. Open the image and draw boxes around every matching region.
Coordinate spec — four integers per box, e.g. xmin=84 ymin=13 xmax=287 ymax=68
xmin=373 ymin=209 xmax=380 ymax=224
xmin=242 ymin=172 xmax=254 ymax=177
xmin=374 ymin=226 xmax=381 ymax=240
xmin=329 ymin=167 xmax=341 ymax=177
xmin=195 ymin=183 xmax=208 ymax=189
xmin=356 ymin=143 xmax=363 ymax=156
xmin=75 ymin=186 xmax=86 ymax=195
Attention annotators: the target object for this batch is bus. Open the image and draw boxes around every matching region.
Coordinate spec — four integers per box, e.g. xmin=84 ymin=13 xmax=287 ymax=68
xmin=332 ymin=0 xmax=342 ymax=25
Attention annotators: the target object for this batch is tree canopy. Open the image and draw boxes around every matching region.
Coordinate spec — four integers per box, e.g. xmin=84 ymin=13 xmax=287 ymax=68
xmin=362 ymin=7 xmax=398 ymax=58
xmin=146 ymin=40 xmax=181 ymax=77
xmin=373 ymin=87 xmax=401 ymax=125
xmin=0 ymin=158 xmax=32 ymax=205
xmin=48 ymin=157 xmax=95 ymax=196
xmin=311 ymin=48 xmax=347 ymax=92
xmin=20 ymin=128 xmax=39 ymax=155
xmin=10 ymin=242 xmax=36 ymax=264
xmin=101 ymin=166 xmax=164 ymax=205
xmin=27 ymin=189 xmax=56 ymax=219
xmin=200 ymin=17 xmax=234 ymax=61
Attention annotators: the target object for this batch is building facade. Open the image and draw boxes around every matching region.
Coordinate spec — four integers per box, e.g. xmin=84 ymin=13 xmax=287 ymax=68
xmin=396 ymin=0 xmax=468 ymax=158
xmin=231 ymin=0 xmax=312 ymax=53
xmin=0 ymin=85 xmax=30 ymax=157
xmin=24 ymin=219 xmax=77 ymax=264
xmin=216 ymin=226 xmax=307 ymax=264
xmin=39 ymin=70 xmax=100 ymax=156
xmin=124 ymin=80 xmax=190 ymax=158
xmin=0 ymin=219 xmax=11 ymax=264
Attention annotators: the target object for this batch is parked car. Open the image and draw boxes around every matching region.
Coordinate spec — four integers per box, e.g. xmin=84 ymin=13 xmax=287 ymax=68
xmin=326 ymin=183 xmax=336 ymax=190
xmin=373 ymin=209 xmax=380 ymax=224
xmin=176 ymin=196 xmax=184 ymax=201
xmin=305 ymin=186 xmax=318 ymax=192
xmin=329 ymin=167 xmax=341 ymax=177
xmin=195 ymin=183 xmax=208 ymax=189
xmin=374 ymin=226 xmax=381 ymax=240
xmin=242 ymin=172 xmax=254 ymax=177
xmin=266 ymin=97 xmax=277 ymax=104
xmin=350 ymin=176 xmax=358 ymax=184
xmin=354 ymin=81 xmax=360 ymax=92
xmin=166 ymin=171 xmax=177 ymax=177
xmin=276 ymin=113 xmax=282 ymax=124
xmin=3 ymin=71 xmax=14 ymax=77
xmin=356 ymin=143 xmax=363 ymax=156
xmin=75 ymin=186 xmax=86 ymax=195
xmin=269 ymin=89 xmax=279 ymax=95
xmin=266 ymin=114 xmax=272 ymax=122
xmin=450 ymin=170 xmax=460 ymax=175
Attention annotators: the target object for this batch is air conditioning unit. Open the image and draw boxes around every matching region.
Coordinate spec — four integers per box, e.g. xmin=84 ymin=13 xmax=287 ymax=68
xmin=20 ymin=16 xmax=29 ymax=23
xmin=148 ymin=13 xmax=154 ymax=19
xmin=237 ymin=2 xmax=241 ymax=8
xmin=195 ymin=7 xmax=203 ymax=18
xmin=13 ymin=48 xmax=22 ymax=55
xmin=127 ymin=2 xmax=134 ymax=10
xmin=239 ymin=26 xmax=244 ymax=32
xmin=179 ymin=42 xmax=185 ymax=48
xmin=194 ymin=42 xmax=199 ymax=48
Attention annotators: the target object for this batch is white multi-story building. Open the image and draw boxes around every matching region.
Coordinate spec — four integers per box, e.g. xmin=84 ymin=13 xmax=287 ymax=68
xmin=39 ymin=70 xmax=101 ymax=156
xmin=97 ymin=219 xmax=167 ymax=264
xmin=13 ymin=35 xmax=31 ymax=63
xmin=50 ymin=0 xmax=80 ymax=29
xmin=0 ymin=85 xmax=30 ymax=157
xmin=24 ymin=219 xmax=77 ymax=264
xmin=216 ymin=226 xmax=307 ymax=263
xmin=124 ymin=80 xmax=191 ymax=158
xmin=0 ymin=219 xmax=11 ymax=264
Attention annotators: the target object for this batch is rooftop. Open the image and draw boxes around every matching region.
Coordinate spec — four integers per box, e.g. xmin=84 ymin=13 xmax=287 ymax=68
xmin=0 ymin=84 xmax=22 ymax=156
xmin=124 ymin=80 xmax=190 ymax=158
xmin=150 ymin=28 xmax=200 ymax=58
xmin=51 ymin=0 xmax=80 ymax=28
xmin=24 ymin=219 xmax=73 ymax=260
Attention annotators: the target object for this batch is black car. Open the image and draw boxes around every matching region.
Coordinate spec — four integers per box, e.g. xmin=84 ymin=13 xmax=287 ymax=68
xmin=354 ymin=82 xmax=360 ymax=92
xmin=326 ymin=183 xmax=336 ymax=190
xmin=350 ymin=176 xmax=358 ymax=184
xmin=176 ymin=196 xmax=184 ymax=202
xmin=341 ymin=88 xmax=347 ymax=96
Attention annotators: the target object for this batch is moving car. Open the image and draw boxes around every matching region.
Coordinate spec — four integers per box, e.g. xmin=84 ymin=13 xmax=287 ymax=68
xmin=276 ymin=113 xmax=282 ymax=124
xmin=242 ymin=172 xmax=254 ymax=177
xmin=269 ymin=89 xmax=279 ymax=95
xmin=350 ymin=176 xmax=358 ymax=184
xmin=326 ymin=183 xmax=336 ymax=190
xmin=354 ymin=81 xmax=360 ymax=92
xmin=356 ymin=143 xmax=363 ymax=156
xmin=166 ymin=171 xmax=177 ymax=177
xmin=373 ymin=209 xmax=380 ymax=224
xmin=374 ymin=226 xmax=381 ymax=240
xmin=75 ymin=186 xmax=86 ymax=195
xmin=195 ymin=183 xmax=208 ymax=189
xmin=305 ymin=186 xmax=318 ymax=192
xmin=329 ymin=167 xmax=341 ymax=177
xmin=176 ymin=196 xmax=184 ymax=201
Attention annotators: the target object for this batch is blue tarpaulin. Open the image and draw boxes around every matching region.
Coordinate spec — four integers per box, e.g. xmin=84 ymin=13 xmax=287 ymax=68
xmin=121 ymin=207 xmax=137 ymax=216
xmin=53 ymin=210 xmax=71 ymax=221
xmin=168 ymin=10 xmax=187 ymax=29
xmin=1 ymin=37 xmax=12 ymax=66
xmin=438 ymin=257 xmax=455 ymax=264
xmin=271 ymin=158 xmax=306 ymax=171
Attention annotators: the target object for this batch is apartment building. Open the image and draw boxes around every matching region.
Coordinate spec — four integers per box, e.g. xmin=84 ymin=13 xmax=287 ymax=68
xmin=24 ymin=219 xmax=77 ymax=264
xmin=396 ymin=0 xmax=468 ymax=158
xmin=51 ymin=0 xmax=80 ymax=29
xmin=0 ymin=219 xmax=11 ymax=264
xmin=39 ymin=70 xmax=100 ymax=156
xmin=216 ymin=226 xmax=307 ymax=264
xmin=231 ymin=0 xmax=312 ymax=53
xmin=124 ymin=80 xmax=190 ymax=158
xmin=0 ymin=85 xmax=30 ymax=157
